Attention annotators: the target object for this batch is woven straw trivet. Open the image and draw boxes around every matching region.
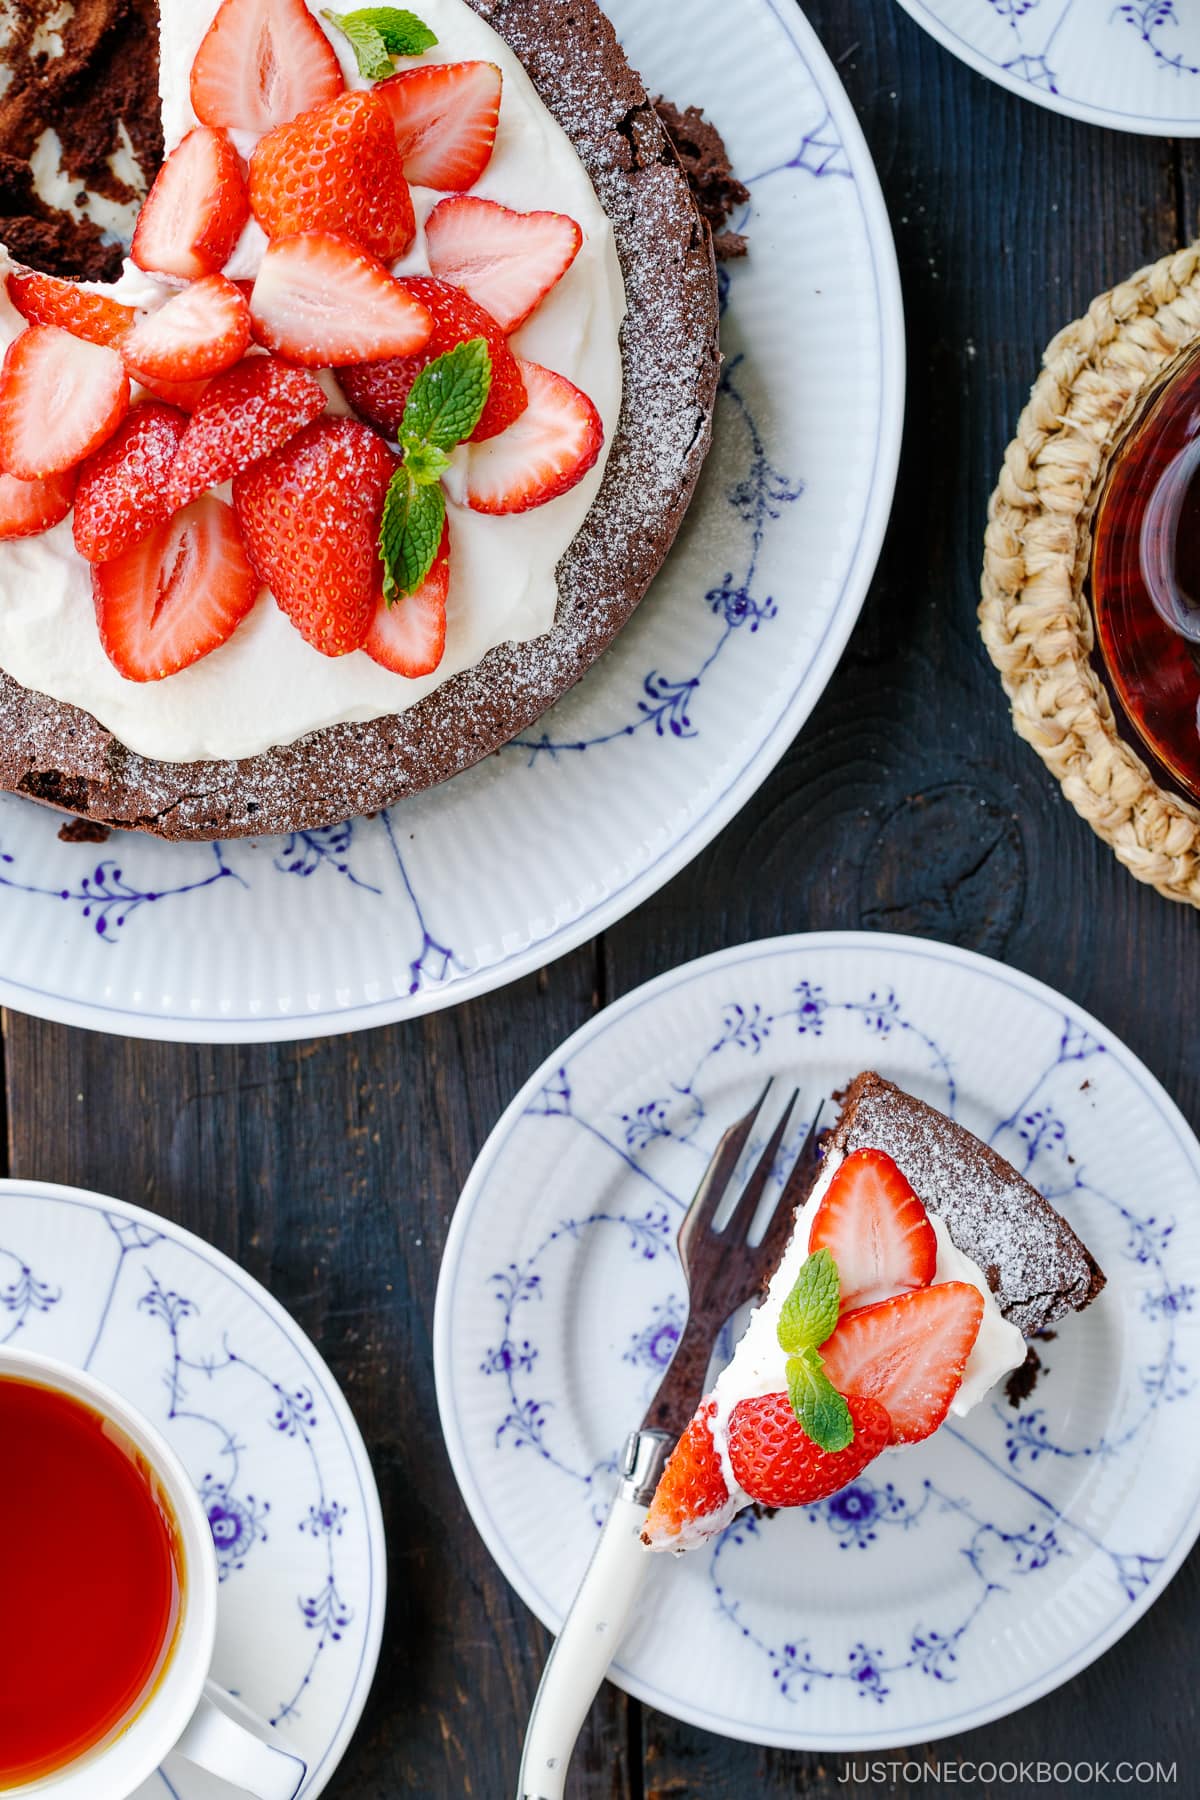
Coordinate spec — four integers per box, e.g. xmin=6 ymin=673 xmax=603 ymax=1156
xmin=980 ymin=244 xmax=1200 ymax=909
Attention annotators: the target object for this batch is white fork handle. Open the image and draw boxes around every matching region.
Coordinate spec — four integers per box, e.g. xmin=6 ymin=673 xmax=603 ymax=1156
xmin=517 ymin=1431 xmax=671 ymax=1800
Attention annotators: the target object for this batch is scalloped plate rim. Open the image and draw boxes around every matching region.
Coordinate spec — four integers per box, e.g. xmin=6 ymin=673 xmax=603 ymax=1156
xmin=0 ymin=0 xmax=904 ymax=1045
xmin=894 ymin=0 xmax=1200 ymax=134
xmin=0 ymin=1176 xmax=388 ymax=1796
xmin=433 ymin=929 xmax=1200 ymax=1750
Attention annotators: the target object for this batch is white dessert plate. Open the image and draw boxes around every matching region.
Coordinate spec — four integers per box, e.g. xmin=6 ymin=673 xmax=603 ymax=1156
xmin=895 ymin=0 xmax=1200 ymax=133
xmin=0 ymin=0 xmax=902 ymax=1043
xmin=0 ymin=1180 xmax=386 ymax=1797
xmin=434 ymin=932 xmax=1200 ymax=1750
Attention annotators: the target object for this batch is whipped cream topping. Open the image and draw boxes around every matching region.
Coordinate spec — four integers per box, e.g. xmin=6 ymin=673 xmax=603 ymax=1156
xmin=0 ymin=0 xmax=627 ymax=762
xmin=705 ymin=1143 xmax=1028 ymax=1509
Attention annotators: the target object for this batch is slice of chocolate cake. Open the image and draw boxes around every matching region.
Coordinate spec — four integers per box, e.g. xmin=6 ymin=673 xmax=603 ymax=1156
xmin=0 ymin=0 xmax=724 ymax=839
xmin=830 ymin=1071 xmax=1105 ymax=1335
xmin=644 ymin=1072 xmax=1106 ymax=1550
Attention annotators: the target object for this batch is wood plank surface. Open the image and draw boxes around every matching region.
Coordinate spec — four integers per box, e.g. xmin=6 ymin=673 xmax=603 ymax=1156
xmin=4 ymin=1 xmax=1199 ymax=1796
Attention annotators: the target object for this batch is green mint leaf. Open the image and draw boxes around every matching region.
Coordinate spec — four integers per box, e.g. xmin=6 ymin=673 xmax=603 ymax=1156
xmin=785 ymin=1350 xmax=854 ymax=1453
xmin=345 ymin=6 xmax=438 ymax=53
xmin=322 ymin=8 xmax=438 ymax=78
xmin=378 ymin=468 xmax=445 ymax=603
xmin=776 ymin=1247 xmax=841 ymax=1355
xmin=405 ymin=441 xmax=452 ymax=486
xmin=401 ymin=337 xmax=493 ymax=453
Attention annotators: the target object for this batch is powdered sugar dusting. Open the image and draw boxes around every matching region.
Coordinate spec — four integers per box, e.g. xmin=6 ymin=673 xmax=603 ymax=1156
xmin=831 ymin=1073 xmax=1105 ymax=1336
xmin=0 ymin=0 xmax=721 ymax=837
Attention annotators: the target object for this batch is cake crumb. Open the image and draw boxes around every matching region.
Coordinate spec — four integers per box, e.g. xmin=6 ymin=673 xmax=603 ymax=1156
xmin=58 ymin=816 xmax=110 ymax=844
xmin=653 ymin=98 xmax=749 ymax=259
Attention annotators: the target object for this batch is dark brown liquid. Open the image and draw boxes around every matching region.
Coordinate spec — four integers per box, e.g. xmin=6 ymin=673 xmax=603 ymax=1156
xmin=0 ymin=1376 xmax=183 ymax=1787
xmin=1090 ymin=346 xmax=1200 ymax=804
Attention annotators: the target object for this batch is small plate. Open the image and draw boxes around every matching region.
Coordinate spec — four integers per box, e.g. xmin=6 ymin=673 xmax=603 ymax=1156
xmin=0 ymin=1181 xmax=386 ymax=1797
xmin=896 ymin=0 xmax=1200 ymax=134
xmin=434 ymin=932 xmax=1200 ymax=1749
xmin=0 ymin=0 xmax=902 ymax=1042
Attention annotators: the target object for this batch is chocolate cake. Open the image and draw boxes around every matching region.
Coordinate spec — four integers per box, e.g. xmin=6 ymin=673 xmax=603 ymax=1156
xmin=0 ymin=0 xmax=723 ymax=839
xmin=644 ymin=1072 xmax=1106 ymax=1551
xmin=830 ymin=1071 xmax=1106 ymax=1335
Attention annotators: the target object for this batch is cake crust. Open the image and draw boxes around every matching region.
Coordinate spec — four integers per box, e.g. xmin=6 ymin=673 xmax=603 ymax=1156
xmin=0 ymin=0 xmax=722 ymax=839
xmin=830 ymin=1072 xmax=1106 ymax=1337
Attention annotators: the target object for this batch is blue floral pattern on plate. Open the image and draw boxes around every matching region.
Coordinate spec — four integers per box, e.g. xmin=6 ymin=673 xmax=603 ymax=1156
xmin=897 ymin=0 xmax=1200 ymax=130
xmin=434 ymin=933 xmax=1200 ymax=1750
xmin=0 ymin=1183 xmax=385 ymax=1798
xmin=0 ymin=0 xmax=903 ymax=1042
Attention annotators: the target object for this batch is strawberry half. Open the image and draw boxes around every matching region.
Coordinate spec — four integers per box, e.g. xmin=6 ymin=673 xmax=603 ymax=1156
xmin=337 ymin=277 xmax=526 ymax=443
xmin=74 ymin=401 xmax=189 ymax=565
xmin=250 ymin=232 xmax=433 ymax=368
xmin=135 ymin=373 xmax=212 ymax=413
xmin=809 ymin=1148 xmax=938 ymax=1311
xmin=164 ymin=357 xmax=327 ymax=513
xmin=424 ymin=196 xmax=583 ymax=334
xmin=233 ymin=417 xmax=398 ymax=658
xmin=249 ymin=89 xmax=415 ymax=266
xmin=364 ymin=523 xmax=449 ymax=677
xmin=642 ymin=1402 xmax=731 ymax=1548
xmin=122 ymin=276 xmax=251 ymax=385
xmin=190 ymin=0 xmax=344 ymax=136
xmin=7 ymin=267 xmax=135 ymax=349
xmin=820 ymin=1282 xmax=986 ymax=1446
xmin=727 ymin=1392 xmax=892 ymax=1508
xmin=377 ymin=61 xmax=502 ymax=191
xmin=0 ymin=467 xmax=78 ymax=540
xmin=131 ymin=126 xmax=249 ymax=281
xmin=465 ymin=359 xmax=602 ymax=514
xmin=94 ymin=494 xmax=259 ymax=682
xmin=0 ymin=327 xmax=130 ymax=480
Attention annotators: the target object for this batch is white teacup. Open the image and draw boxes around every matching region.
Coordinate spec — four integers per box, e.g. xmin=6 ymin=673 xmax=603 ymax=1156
xmin=0 ymin=1345 xmax=307 ymax=1800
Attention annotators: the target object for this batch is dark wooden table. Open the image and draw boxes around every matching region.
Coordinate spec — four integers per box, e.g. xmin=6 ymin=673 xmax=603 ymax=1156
xmin=5 ymin=3 xmax=1198 ymax=1795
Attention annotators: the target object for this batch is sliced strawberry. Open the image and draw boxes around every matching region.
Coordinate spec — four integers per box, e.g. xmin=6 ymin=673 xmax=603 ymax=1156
xmin=424 ymin=196 xmax=583 ymax=333
xmin=73 ymin=401 xmax=189 ymax=565
xmin=190 ymin=0 xmax=344 ymax=136
xmin=233 ymin=417 xmax=398 ymax=658
xmin=642 ymin=1402 xmax=731 ymax=1548
xmin=94 ymin=493 xmax=259 ymax=682
xmin=465 ymin=359 xmax=602 ymax=515
xmin=164 ymin=357 xmax=327 ymax=513
xmin=0 ymin=327 xmax=130 ymax=480
xmin=337 ymin=277 xmax=526 ymax=444
xmin=364 ymin=523 xmax=449 ymax=676
xmin=250 ymin=231 xmax=432 ymax=369
xmin=131 ymin=127 xmax=249 ymax=281
xmin=7 ymin=267 xmax=135 ymax=349
xmin=809 ymin=1148 xmax=938 ymax=1311
xmin=820 ymin=1283 xmax=986 ymax=1446
xmin=121 ymin=276 xmax=251 ymax=385
xmin=0 ymin=467 xmax=77 ymax=540
xmin=377 ymin=61 xmax=502 ymax=191
xmin=135 ymin=372 xmax=212 ymax=413
xmin=249 ymin=89 xmax=414 ymax=265
xmin=727 ymin=1392 xmax=892 ymax=1508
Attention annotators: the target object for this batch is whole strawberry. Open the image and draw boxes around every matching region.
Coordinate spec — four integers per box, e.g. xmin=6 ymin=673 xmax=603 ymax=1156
xmin=249 ymin=90 xmax=414 ymax=266
xmin=728 ymin=1391 xmax=891 ymax=1507
xmin=233 ymin=418 xmax=398 ymax=658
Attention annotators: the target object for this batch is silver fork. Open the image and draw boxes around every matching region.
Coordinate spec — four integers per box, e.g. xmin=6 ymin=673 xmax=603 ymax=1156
xmin=517 ymin=1079 xmax=824 ymax=1800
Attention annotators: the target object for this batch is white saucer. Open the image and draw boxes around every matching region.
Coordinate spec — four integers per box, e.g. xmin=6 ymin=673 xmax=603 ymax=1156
xmin=0 ymin=1181 xmax=386 ymax=1797
xmin=897 ymin=0 xmax=1200 ymax=133
xmin=434 ymin=933 xmax=1200 ymax=1749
